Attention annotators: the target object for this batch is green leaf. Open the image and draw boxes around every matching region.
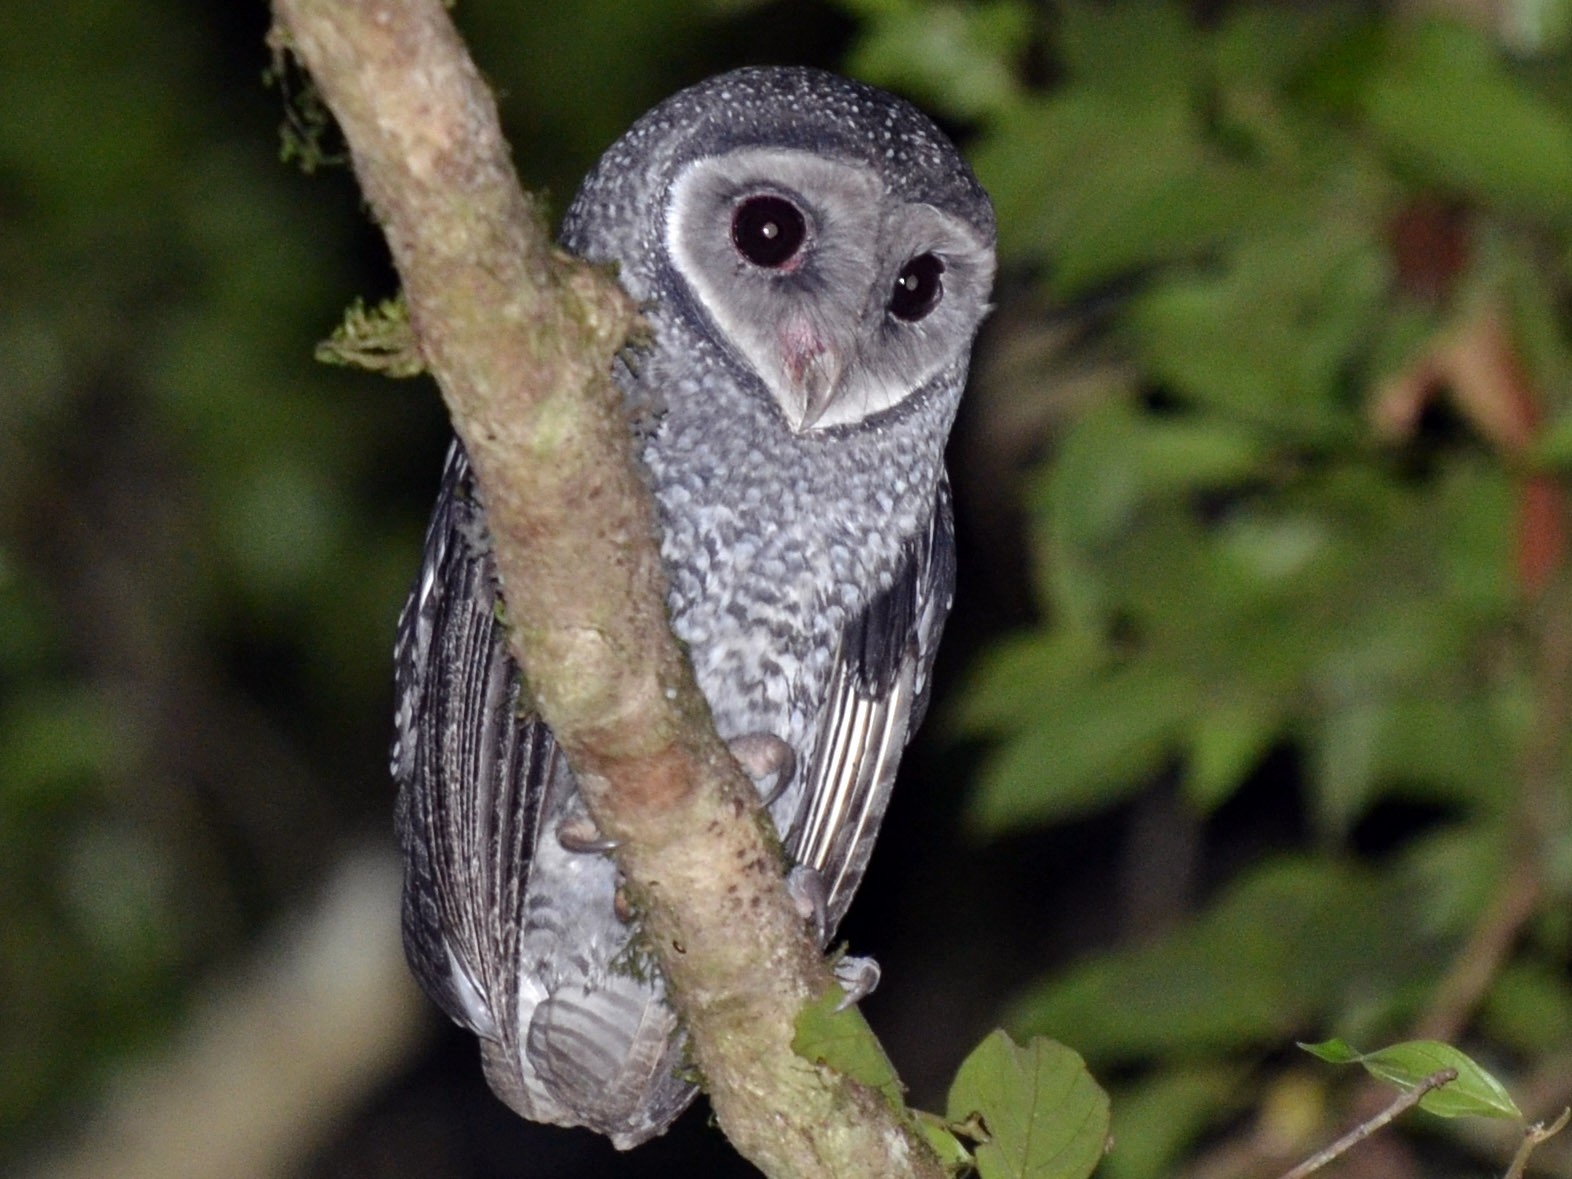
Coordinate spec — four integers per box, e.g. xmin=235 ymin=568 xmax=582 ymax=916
xmin=1307 ymin=701 xmax=1383 ymax=834
xmin=1299 ymin=1036 xmax=1364 ymax=1064
xmin=0 ymin=685 xmax=119 ymax=806
xmin=1365 ymin=20 xmax=1572 ymax=218
xmin=793 ymin=984 xmax=905 ymax=1107
xmin=972 ymin=96 xmax=1282 ymax=294
xmin=915 ymin=1110 xmax=976 ymax=1170
xmin=1481 ymin=961 xmax=1572 ymax=1054
xmin=1215 ymin=512 xmax=1337 ymax=591
xmin=1299 ymin=1038 xmax=1523 ymax=1119
xmin=1128 ymin=223 xmax=1386 ymax=440
xmin=951 ymin=630 xmax=1103 ymax=737
xmin=1055 ymin=0 xmax=1199 ymax=102
xmin=966 ymin=662 xmax=1193 ymax=834
xmin=214 ymin=458 xmax=344 ymax=598
xmin=847 ymin=0 xmax=1030 ymax=120
xmin=1043 ymin=403 xmax=1269 ymax=554
xmin=1308 ymin=690 xmax=1513 ymax=833
xmin=947 ymin=1031 xmax=1110 ymax=1179
xmin=1534 ymin=411 xmax=1572 ymax=467
xmin=1213 ymin=4 xmax=1369 ymax=92
xmin=1101 ymin=1065 xmax=1246 ymax=1179
xmin=1435 ymin=460 xmax=1514 ymax=612
xmin=1398 ymin=824 xmax=1506 ymax=942
xmin=1184 ymin=699 xmax=1280 ymax=812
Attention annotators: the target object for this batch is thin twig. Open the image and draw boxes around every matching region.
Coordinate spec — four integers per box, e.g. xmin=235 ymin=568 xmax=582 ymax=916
xmin=1412 ymin=864 xmax=1541 ymax=1045
xmin=1276 ymin=1069 xmax=1457 ymax=1179
xmin=1502 ymin=1107 xmax=1572 ymax=1179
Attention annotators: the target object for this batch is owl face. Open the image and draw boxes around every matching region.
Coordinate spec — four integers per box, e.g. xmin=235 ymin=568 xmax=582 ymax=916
xmin=664 ymin=147 xmax=995 ymax=432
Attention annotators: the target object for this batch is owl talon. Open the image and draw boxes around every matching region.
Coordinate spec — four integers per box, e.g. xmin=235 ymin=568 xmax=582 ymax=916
xmin=785 ymin=865 xmax=878 ymax=1007
xmin=728 ymin=732 xmax=796 ymax=810
xmin=786 ymin=865 xmax=829 ymax=944
xmin=556 ymin=816 xmax=620 ymax=855
xmin=832 ymin=955 xmax=881 ymax=1011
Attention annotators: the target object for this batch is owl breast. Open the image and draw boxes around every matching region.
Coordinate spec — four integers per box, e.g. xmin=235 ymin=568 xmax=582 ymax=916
xmin=634 ymin=336 xmax=954 ymax=765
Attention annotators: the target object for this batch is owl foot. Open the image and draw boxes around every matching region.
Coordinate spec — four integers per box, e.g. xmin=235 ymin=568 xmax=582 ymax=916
xmin=785 ymin=866 xmax=880 ymax=1008
xmin=832 ymin=955 xmax=881 ymax=1011
xmin=786 ymin=864 xmax=829 ymax=940
xmin=556 ymin=816 xmax=620 ymax=855
xmin=727 ymin=732 xmax=796 ymax=809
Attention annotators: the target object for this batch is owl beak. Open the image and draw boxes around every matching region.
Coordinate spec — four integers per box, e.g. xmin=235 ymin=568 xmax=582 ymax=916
xmin=778 ymin=318 xmax=846 ymax=432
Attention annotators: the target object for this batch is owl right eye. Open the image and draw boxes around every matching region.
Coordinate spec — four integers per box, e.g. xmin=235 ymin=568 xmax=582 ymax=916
xmin=731 ymin=195 xmax=806 ymax=268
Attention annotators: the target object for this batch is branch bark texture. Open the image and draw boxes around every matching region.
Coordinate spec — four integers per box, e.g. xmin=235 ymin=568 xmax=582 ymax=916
xmin=266 ymin=1 xmax=940 ymax=1174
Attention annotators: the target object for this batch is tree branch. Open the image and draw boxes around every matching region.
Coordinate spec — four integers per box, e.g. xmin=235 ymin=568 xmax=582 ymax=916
xmin=24 ymin=850 xmax=424 ymax=1179
xmin=264 ymin=1 xmax=942 ymax=1174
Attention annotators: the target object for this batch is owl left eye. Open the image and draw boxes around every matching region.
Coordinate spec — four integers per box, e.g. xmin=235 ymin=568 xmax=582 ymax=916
xmin=889 ymin=253 xmax=944 ymax=322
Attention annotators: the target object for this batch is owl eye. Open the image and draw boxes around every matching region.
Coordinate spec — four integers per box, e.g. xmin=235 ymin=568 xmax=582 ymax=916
xmin=731 ymin=195 xmax=806 ymax=268
xmin=889 ymin=253 xmax=944 ymax=322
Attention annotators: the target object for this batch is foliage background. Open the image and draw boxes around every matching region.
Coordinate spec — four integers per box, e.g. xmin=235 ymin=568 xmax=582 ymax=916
xmin=5 ymin=1 xmax=1572 ymax=1176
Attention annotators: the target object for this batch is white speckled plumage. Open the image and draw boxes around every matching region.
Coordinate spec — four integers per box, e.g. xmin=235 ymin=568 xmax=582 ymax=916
xmin=393 ymin=66 xmax=994 ymax=1148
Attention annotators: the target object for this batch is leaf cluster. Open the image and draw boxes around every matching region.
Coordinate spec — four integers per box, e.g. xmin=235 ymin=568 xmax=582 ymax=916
xmin=845 ymin=1 xmax=1572 ymax=1175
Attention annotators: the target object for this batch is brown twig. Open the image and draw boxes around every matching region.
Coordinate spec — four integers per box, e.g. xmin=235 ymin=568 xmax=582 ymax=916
xmin=263 ymin=2 xmax=942 ymax=1175
xmin=1411 ymin=863 xmax=1542 ymax=1045
xmin=1501 ymin=1107 xmax=1571 ymax=1179
xmin=1276 ymin=1069 xmax=1457 ymax=1179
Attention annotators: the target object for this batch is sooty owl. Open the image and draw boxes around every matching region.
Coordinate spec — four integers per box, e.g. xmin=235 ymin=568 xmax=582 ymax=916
xmin=392 ymin=66 xmax=995 ymax=1148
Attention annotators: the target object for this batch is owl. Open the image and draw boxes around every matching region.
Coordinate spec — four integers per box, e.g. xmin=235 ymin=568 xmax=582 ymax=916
xmin=392 ymin=65 xmax=995 ymax=1148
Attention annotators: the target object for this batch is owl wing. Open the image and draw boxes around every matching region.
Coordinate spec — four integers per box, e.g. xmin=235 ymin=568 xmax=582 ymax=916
xmin=786 ymin=477 xmax=956 ymax=934
xmin=392 ymin=443 xmax=698 ymax=1148
xmin=392 ymin=442 xmax=557 ymax=1052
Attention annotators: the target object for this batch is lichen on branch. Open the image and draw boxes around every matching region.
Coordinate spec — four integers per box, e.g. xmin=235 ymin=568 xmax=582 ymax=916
xmin=316 ymin=296 xmax=423 ymax=377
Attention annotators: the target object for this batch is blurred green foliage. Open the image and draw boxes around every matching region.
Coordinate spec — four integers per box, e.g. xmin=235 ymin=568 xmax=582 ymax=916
xmin=839 ymin=0 xmax=1572 ymax=1174
xmin=0 ymin=0 xmax=432 ymax=1147
xmin=0 ymin=0 xmax=796 ymax=1159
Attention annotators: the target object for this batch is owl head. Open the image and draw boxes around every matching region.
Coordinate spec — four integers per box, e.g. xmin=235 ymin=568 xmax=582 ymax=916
xmin=561 ymin=67 xmax=996 ymax=434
